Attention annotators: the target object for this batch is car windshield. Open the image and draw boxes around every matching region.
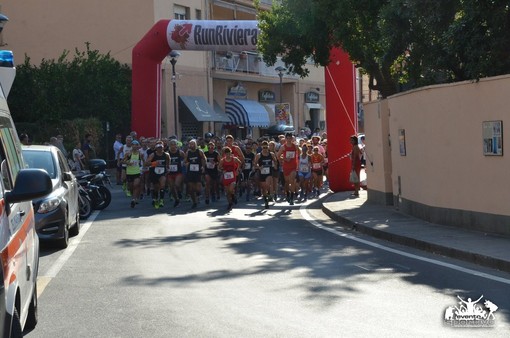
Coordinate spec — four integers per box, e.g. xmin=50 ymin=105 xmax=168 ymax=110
xmin=23 ymin=150 xmax=57 ymax=179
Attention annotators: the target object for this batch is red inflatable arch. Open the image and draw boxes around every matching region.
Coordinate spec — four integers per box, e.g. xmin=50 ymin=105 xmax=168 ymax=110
xmin=132 ymin=20 xmax=357 ymax=192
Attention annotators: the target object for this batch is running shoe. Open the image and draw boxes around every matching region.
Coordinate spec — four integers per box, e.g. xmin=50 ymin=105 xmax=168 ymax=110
xmin=130 ymin=200 xmax=136 ymax=208
xmin=126 ymin=190 xmax=132 ymax=197
xmin=154 ymin=200 xmax=160 ymax=209
xmin=159 ymin=199 xmax=164 ymax=208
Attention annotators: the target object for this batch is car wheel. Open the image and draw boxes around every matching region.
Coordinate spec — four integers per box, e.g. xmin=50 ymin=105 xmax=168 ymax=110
xmin=11 ymin=307 xmax=22 ymax=337
xmin=58 ymin=224 xmax=69 ymax=249
xmin=70 ymin=211 xmax=80 ymax=237
xmin=24 ymin=283 xmax=38 ymax=332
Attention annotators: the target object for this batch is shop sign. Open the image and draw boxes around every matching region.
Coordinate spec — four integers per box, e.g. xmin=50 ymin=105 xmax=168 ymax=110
xmin=228 ymin=82 xmax=247 ymax=97
xmin=258 ymin=90 xmax=276 ymax=102
xmin=305 ymin=91 xmax=320 ymax=103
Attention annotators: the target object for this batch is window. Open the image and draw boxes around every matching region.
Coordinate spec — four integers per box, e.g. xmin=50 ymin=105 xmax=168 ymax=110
xmin=174 ymin=5 xmax=189 ymax=20
xmin=195 ymin=9 xmax=202 ymax=20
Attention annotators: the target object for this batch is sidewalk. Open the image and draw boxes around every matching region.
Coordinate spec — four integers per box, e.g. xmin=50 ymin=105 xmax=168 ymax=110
xmin=321 ymin=190 xmax=510 ymax=274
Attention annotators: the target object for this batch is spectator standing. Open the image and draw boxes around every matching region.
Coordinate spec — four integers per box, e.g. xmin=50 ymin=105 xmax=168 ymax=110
xmin=19 ymin=133 xmax=30 ymax=145
xmin=56 ymin=135 xmax=68 ymax=158
xmin=350 ymin=135 xmax=362 ymax=197
xmin=82 ymin=133 xmax=97 ymax=169
xmin=113 ymin=133 xmax=123 ymax=185
xmin=72 ymin=141 xmax=86 ymax=172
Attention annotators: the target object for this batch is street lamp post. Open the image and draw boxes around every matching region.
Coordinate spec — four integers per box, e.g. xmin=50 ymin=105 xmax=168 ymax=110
xmin=275 ymin=66 xmax=286 ymax=103
xmin=168 ymin=50 xmax=181 ymax=138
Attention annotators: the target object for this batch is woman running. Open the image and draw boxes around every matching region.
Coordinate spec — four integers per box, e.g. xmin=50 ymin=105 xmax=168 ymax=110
xmin=219 ymin=147 xmax=242 ymax=210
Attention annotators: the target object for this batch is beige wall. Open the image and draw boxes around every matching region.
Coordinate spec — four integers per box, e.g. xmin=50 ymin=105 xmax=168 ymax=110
xmin=366 ymin=74 xmax=510 ymax=233
xmin=2 ymin=0 xmax=154 ymax=65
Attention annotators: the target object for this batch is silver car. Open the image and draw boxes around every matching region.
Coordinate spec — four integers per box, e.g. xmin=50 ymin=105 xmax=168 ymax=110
xmin=22 ymin=145 xmax=80 ymax=248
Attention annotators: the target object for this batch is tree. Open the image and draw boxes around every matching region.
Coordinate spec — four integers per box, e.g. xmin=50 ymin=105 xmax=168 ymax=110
xmin=9 ymin=43 xmax=131 ymax=137
xmin=256 ymin=0 xmax=510 ymax=98
xmin=257 ymin=0 xmax=401 ymax=98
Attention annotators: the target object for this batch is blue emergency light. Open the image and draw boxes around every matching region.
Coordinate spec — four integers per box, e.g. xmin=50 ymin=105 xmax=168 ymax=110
xmin=0 ymin=50 xmax=13 ymax=67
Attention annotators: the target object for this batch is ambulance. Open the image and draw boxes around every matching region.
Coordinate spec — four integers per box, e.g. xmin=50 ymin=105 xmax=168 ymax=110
xmin=0 ymin=50 xmax=52 ymax=336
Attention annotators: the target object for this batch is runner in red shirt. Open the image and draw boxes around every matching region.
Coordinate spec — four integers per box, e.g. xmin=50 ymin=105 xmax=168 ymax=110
xmin=219 ymin=146 xmax=242 ymax=210
xmin=276 ymin=132 xmax=300 ymax=205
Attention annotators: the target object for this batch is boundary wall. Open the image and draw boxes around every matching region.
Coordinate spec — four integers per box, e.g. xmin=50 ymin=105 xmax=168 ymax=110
xmin=364 ymin=74 xmax=510 ymax=235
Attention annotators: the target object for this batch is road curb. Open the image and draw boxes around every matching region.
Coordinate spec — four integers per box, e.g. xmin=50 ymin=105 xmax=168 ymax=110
xmin=321 ymin=202 xmax=510 ymax=274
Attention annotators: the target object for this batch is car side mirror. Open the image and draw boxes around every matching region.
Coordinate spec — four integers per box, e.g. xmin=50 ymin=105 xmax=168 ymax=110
xmin=5 ymin=168 xmax=52 ymax=204
xmin=63 ymin=172 xmax=73 ymax=181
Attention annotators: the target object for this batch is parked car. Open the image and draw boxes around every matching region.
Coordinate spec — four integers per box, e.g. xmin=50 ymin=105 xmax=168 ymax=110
xmin=22 ymin=145 xmax=80 ymax=248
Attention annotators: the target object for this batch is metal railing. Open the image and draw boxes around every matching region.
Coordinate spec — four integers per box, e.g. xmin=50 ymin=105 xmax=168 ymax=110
xmin=213 ymin=51 xmax=298 ymax=79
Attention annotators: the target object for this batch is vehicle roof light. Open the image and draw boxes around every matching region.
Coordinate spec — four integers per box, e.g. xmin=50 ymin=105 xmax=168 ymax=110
xmin=0 ymin=50 xmax=13 ymax=67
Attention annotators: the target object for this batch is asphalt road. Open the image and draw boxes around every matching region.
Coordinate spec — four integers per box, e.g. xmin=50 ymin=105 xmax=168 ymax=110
xmin=28 ymin=187 xmax=510 ymax=337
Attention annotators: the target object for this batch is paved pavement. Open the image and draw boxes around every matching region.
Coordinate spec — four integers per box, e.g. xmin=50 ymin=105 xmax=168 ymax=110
xmin=321 ymin=189 xmax=510 ymax=274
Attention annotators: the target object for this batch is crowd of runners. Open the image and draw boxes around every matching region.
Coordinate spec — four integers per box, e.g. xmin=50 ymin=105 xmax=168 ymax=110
xmin=114 ymin=131 xmax=329 ymax=211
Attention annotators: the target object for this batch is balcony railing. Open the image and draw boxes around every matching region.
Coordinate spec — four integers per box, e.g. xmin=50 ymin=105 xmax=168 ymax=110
xmin=213 ymin=51 xmax=298 ymax=79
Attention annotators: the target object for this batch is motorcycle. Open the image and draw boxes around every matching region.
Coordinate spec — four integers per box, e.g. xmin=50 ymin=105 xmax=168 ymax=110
xmin=76 ymin=173 xmax=112 ymax=210
xmin=78 ymin=185 xmax=93 ymax=219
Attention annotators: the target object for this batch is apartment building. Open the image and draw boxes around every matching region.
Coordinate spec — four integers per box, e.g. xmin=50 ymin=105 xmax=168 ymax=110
xmin=1 ymin=1 xmax=327 ymax=139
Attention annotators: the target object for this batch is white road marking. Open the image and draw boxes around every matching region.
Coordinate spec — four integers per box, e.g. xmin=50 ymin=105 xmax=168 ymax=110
xmin=37 ymin=211 xmax=100 ymax=297
xmin=300 ymin=204 xmax=510 ymax=285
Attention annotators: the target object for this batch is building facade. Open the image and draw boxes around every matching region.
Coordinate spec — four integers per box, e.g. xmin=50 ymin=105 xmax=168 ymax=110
xmin=2 ymin=0 xmax=327 ymax=140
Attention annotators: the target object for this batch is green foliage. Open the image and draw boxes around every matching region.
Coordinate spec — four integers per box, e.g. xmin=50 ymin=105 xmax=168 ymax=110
xmin=257 ymin=0 xmax=510 ymax=98
xmin=9 ymin=43 xmax=131 ymax=148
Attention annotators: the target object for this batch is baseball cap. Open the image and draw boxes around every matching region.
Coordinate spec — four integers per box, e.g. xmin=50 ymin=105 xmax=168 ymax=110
xmin=132 ymin=140 xmax=140 ymax=146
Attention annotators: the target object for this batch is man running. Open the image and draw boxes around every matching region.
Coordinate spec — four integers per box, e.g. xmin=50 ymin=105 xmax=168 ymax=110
xmin=241 ymin=141 xmax=256 ymax=201
xmin=123 ymin=140 xmax=143 ymax=208
xmin=204 ymin=141 xmax=221 ymax=204
xmin=167 ymin=139 xmax=185 ymax=207
xmin=277 ymin=132 xmax=300 ymax=205
xmin=254 ymin=141 xmax=277 ymax=209
xmin=184 ymin=139 xmax=206 ymax=209
xmin=219 ymin=147 xmax=242 ymax=210
xmin=146 ymin=142 xmax=170 ymax=209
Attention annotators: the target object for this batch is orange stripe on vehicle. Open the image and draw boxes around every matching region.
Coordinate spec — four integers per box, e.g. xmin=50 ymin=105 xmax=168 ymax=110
xmin=0 ymin=205 xmax=35 ymax=286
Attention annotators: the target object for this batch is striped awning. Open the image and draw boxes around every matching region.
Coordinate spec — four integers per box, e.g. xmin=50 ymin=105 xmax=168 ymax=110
xmin=225 ymin=98 xmax=271 ymax=127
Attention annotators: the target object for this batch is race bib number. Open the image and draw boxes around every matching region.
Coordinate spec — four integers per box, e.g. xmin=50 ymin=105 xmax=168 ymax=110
xmin=244 ymin=163 xmax=252 ymax=170
xmin=190 ymin=164 xmax=200 ymax=172
xmin=206 ymin=161 xmax=215 ymax=169
xmin=224 ymin=171 xmax=234 ymax=180
xmin=286 ymin=151 xmax=296 ymax=159
xmin=169 ymin=164 xmax=178 ymax=172
xmin=300 ymin=164 xmax=309 ymax=172
xmin=313 ymin=163 xmax=322 ymax=170
xmin=155 ymin=167 xmax=165 ymax=175
xmin=261 ymin=167 xmax=270 ymax=175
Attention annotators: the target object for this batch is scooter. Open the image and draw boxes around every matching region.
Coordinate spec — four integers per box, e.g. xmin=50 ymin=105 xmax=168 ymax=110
xmin=76 ymin=174 xmax=112 ymax=210
xmin=78 ymin=185 xmax=93 ymax=219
